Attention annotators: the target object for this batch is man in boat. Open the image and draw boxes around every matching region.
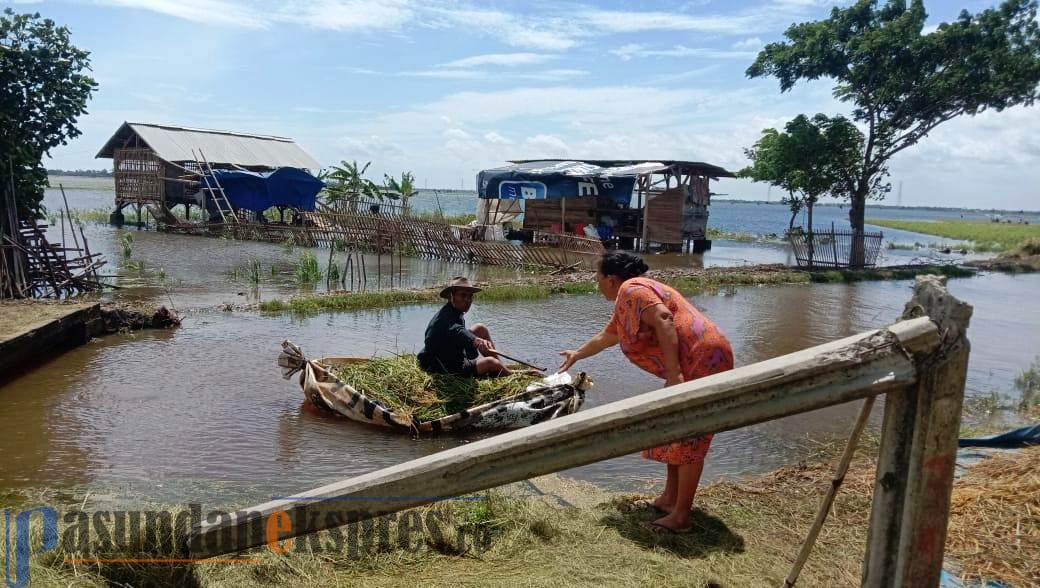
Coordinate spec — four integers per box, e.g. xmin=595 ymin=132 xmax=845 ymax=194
xmin=417 ymin=276 xmax=510 ymax=378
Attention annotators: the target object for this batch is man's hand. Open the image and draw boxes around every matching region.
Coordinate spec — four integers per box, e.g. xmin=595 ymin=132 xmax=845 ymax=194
xmin=558 ymin=350 xmax=580 ymax=373
xmin=473 ymin=337 xmax=494 ymax=355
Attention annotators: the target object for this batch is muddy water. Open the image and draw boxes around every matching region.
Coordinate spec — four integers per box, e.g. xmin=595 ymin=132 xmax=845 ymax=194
xmin=4 ymin=185 xmax=1034 ymax=504
xmin=2 ymin=268 xmax=1037 ymax=504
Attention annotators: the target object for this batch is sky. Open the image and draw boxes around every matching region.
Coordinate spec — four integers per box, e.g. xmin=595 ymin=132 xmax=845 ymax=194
xmin=13 ymin=0 xmax=1040 ymax=210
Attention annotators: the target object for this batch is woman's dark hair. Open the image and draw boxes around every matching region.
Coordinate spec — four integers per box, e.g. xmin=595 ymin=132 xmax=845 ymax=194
xmin=599 ymin=251 xmax=649 ymax=281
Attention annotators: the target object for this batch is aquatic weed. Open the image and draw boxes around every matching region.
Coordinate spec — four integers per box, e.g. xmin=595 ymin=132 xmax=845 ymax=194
xmin=294 ymin=251 xmax=323 ymax=283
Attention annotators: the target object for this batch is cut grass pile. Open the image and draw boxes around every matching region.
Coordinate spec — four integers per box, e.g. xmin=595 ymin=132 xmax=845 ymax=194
xmin=868 ymin=218 xmax=1040 ymax=252
xmin=331 ymin=354 xmax=539 ymax=421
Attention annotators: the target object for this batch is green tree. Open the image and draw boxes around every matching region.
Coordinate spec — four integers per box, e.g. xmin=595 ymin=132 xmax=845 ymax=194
xmin=1 ymin=9 xmax=96 ymax=218
xmin=322 ymin=160 xmax=380 ymax=207
xmin=383 ymin=171 xmax=417 ymax=216
xmin=321 ymin=160 xmax=400 ymax=209
xmin=747 ymin=0 xmax=1040 ymax=265
xmin=740 ymin=114 xmax=863 ymax=234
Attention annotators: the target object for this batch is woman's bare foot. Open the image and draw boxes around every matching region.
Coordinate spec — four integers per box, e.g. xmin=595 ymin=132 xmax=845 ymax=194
xmin=648 ymin=512 xmax=691 ymax=534
xmin=650 ymin=496 xmax=675 ymax=514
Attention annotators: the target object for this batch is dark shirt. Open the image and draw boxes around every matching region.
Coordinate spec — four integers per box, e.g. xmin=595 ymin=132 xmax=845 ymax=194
xmin=417 ymin=303 xmax=477 ymax=374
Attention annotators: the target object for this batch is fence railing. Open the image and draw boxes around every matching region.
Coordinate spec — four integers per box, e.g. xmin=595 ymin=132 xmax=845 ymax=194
xmin=788 ymin=225 xmax=884 ymax=268
xmin=188 ymin=276 xmax=972 ymax=587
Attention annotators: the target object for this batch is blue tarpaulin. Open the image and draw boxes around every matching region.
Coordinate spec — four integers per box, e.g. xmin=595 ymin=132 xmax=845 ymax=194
xmin=204 ymin=168 xmax=323 ymax=213
xmin=958 ymin=424 xmax=1040 ymax=448
xmin=477 ymin=160 xmax=660 ymax=205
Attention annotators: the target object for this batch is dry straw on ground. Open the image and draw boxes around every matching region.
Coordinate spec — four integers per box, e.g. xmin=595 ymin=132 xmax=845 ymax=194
xmin=946 ymin=446 xmax=1040 ymax=587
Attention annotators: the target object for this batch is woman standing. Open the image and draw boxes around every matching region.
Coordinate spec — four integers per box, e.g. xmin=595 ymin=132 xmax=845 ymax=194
xmin=558 ymin=251 xmax=733 ymax=534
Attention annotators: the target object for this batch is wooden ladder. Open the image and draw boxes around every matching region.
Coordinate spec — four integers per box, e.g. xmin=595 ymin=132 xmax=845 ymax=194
xmin=193 ymin=149 xmax=239 ymax=223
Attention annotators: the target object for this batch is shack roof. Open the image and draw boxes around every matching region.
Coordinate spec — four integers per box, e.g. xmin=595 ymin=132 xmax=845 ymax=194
xmin=96 ymin=122 xmax=322 ymax=169
xmin=507 ymin=159 xmax=735 ymax=178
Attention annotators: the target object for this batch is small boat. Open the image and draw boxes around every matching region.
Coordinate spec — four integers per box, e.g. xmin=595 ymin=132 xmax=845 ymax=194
xmin=278 ymin=340 xmax=590 ymax=433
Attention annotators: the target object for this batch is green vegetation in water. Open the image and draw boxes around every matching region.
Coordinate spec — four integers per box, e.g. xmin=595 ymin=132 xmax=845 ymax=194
xmin=294 ymin=251 xmax=323 ymax=284
xmin=868 ymin=219 xmax=1040 ymax=252
xmin=258 ymin=271 xmax=810 ymax=315
xmin=326 ymin=255 xmax=340 ymax=283
xmin=331 ymin=354 xmax=538 ymax=421
xmin=810 ymin=264 xmax=974 ymax=283
xmin=1009 ymin=237 xmax=1040 ymax=257
xmin=1014 ymin=356 xmax=1040 ymax=419
xmin=120 ymin=232 xmax=133 ymax=258
xmin=282 ymin=234 xmax=296 ymax=253
xmin=248 ymin=258 xmax=262 ymax=285
xmin=411 ymin=211 xmax=478 ymax=225
xmin=706 ymin=227 xmax=759 ymax=242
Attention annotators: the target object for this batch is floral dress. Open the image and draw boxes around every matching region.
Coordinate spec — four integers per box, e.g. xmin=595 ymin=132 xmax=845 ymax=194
xmin=605 ymin=277 xmax=734 ymax=465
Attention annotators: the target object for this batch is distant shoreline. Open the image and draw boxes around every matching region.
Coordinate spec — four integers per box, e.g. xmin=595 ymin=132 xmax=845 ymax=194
xmin=44 ymin=174 xmax=1038 ymax=216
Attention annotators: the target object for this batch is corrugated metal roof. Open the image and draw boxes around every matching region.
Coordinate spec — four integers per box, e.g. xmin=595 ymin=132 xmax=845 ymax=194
xmin=96 ymin=122 xmax=322 ymax=169
xmin=508 ymin=159 xmax=735 ymax=178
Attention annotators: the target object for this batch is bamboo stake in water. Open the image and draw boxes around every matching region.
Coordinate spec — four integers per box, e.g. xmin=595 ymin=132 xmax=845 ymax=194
xmin=783 ymin=395 xmax=876 ymax=587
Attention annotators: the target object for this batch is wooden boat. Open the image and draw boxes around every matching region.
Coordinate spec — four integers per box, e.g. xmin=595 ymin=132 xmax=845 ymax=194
xmin=278 ymin=340 xmax=589 ymax=433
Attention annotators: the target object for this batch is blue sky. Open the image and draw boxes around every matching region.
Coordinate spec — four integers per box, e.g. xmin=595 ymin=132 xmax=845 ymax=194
xmin=16 ymin=0 xmax=1040 ymax=210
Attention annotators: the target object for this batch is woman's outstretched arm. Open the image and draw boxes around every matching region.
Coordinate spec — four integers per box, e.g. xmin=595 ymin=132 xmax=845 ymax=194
xmin=558 ymin=327 xmax=620 ymax=373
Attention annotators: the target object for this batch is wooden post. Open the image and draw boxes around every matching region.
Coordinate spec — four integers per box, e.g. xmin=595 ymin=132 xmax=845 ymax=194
xmin=188 ymin=316 xmax=939 ymax=557
xmin=863 ymin=275 xmax=972 ymax=587
xmin=640 ymin=176 xmax=650 ymax=252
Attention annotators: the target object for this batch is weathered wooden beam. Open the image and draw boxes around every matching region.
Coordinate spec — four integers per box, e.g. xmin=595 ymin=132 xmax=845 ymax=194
xmin=863 ymin=275 xmax=972 ymax=588
xmin=190 ymin=316 xmax=939 ymax=558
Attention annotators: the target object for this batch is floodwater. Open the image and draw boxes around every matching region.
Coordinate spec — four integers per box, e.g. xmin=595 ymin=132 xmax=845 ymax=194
xmin=1 ymin=185 xmax=1036 ymax=506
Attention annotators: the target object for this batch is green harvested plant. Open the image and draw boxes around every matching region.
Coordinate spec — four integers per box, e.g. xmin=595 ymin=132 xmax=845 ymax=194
xmin=330 ymin=355 xmax=539 ymax=421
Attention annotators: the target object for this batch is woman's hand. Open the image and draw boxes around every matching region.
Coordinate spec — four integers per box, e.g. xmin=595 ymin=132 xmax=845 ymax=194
xmin=664 ymin=373 xmax=684 ymax=387
xmin=558 ymin=350 xmax=581 ymax=373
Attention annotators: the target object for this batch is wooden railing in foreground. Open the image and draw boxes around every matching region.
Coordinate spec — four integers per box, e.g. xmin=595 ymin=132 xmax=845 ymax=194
xmin=189 ymin=276 xmax=971 ymax=587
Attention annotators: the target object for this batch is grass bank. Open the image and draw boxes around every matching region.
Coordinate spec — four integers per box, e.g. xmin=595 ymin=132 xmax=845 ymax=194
xmin=258 ymin=267 xmax=810 ymax=314
xmin=7 ymin=441 xmax=1035 ymax=587
xmin=257 ymin=262 xmax=983 ymax=315
xmin=809 ymin=264 xmax=976 ymax=283
xmin=868 ymin=218 xmax=1040 ymax=252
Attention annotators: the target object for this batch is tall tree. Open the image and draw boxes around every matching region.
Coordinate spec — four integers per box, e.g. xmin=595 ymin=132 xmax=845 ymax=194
xmin=740 ymin=114 xmax=864 ymax=235
xmin=1 ymin=9 xmax=96 ymax=218
xmin=747 ymin=0 xmax=1040 ymax=265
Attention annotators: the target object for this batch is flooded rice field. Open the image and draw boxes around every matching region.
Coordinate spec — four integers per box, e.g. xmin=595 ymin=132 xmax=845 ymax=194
xmin=1 ymin=184 xmax=1036 ymax=507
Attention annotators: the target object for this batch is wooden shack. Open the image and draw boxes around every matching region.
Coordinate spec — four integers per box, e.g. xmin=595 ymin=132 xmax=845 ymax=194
xmin=95 ymin=122 xmax=321 ymax=223
xmin=478 ymin=160 xmax=734 ymax=253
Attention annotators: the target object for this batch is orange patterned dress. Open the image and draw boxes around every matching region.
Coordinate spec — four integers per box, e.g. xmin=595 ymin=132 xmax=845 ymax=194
xmin=605 ymin=277 xmax=734 ymax=465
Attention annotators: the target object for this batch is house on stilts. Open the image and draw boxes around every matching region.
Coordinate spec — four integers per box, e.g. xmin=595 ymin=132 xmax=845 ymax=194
xmin=95 ymin=122 xmax=323 ymax=225
xmin=476 ymin=159 xmax=735 ymax=253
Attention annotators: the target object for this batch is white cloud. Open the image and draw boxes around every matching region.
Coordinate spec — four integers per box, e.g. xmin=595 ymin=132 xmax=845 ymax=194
xmin=425 ymin=7 xmax=581 ymax=51
xmin=444 ymin=128 xmax=473 ymax=141
xmin=483 ymin=131 xmax=512 ymax=145
xmin=611 ymin=44 xmax=757 ymax=61
xmin=576 ymin=9 xmax=759 ymax=34
xmin=401 ymin=68 xmax=586 ymax=81
xmin=403 ymin=69 xmax=485 ymax=79
xmin=522 ymin=134 xmax=570 ymax=157
xmin=277 ymin=0 xmax=414 ymax=31
xmin=732 ymin=37 xmax=763 ymax=50
xmin=91 ymin=0 xmax=269 ymax=28
xmin=440 ymin=53 xmax=556 ymax=68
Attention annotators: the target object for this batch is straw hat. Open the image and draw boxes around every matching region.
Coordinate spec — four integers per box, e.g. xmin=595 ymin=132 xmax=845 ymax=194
xmin=440 ymin=276 xmax=482 ymax=299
